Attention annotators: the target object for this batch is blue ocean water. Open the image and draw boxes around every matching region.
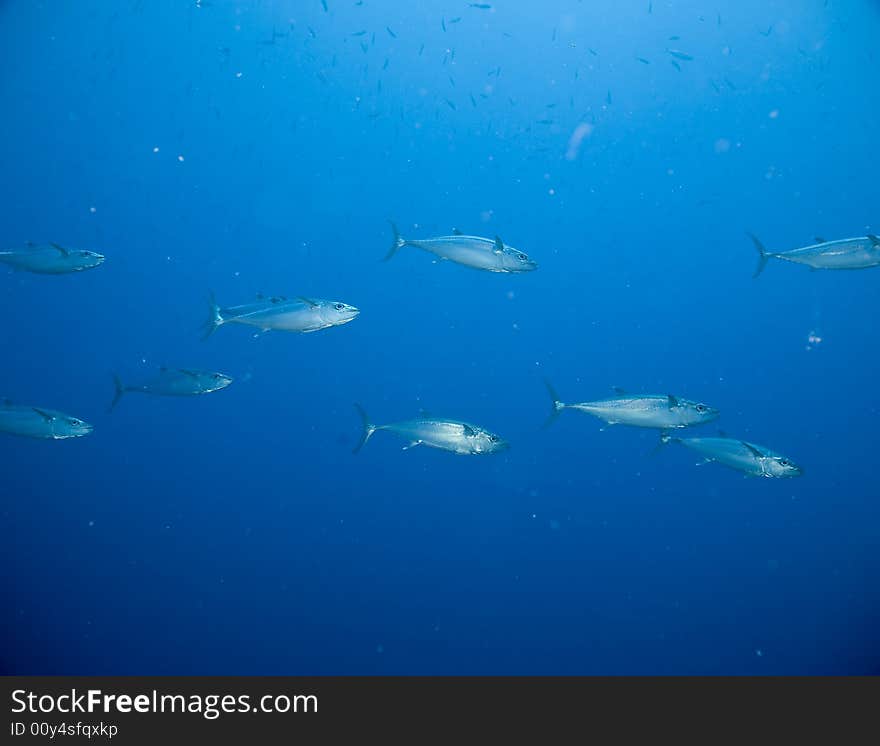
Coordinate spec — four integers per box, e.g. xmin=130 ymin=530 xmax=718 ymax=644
xmin=1 ymin=0 xmax=878 ymax=675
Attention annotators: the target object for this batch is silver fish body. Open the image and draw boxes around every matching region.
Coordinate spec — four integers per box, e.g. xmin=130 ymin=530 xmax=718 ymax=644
xmin=353 ymin=405 xmax=508 ymax=455
xmin=204 ymin=294 xmax=359 ymax=337
xmin=0 ymin=244 xmax=105 ymax=274
xmin=662 ymin=435 xmax=802 ymax=478
xmin=110 ymin=368 xmax=233 ymax=411
xmin=545 ymin=382 xmax=718 ymax=429
xmin=750 ymin=233 xmax=880 ymax=277
xmin=386 ymin=222 xmax=537 ymax=273
xmin=0 ymin=401 xmax=93 ymax=440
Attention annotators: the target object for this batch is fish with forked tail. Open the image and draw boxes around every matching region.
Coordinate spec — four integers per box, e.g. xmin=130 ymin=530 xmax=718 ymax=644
xmin=110 ymin=368 xmax=233 ymax=411
xmin=353 ymin=404 xmax=508 ymax=455
xmin=0 ymin=243 xmax=105 ymax=275
xmin=659 ymin=433 xmax=802 ymax=478
xmin=385 ymin=222 xmax=537 ymax=273
xmin=203 ymin=293 xmax=359 ymax=338
xmin=0 ymin=399 xmax=93 ymax=440
xmin=749 ymin=233 xmax=880 ymax=277
xmin=544 ymin=380 xmax=718 ymax=430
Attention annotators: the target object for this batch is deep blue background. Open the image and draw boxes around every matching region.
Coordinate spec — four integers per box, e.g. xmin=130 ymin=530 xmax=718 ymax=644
xmin=1 ymin=0 xmax=878 ymax=674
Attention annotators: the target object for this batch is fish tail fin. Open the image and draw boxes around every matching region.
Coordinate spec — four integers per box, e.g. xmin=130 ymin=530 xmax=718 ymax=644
xmin=353 ymin=403 xmax=378 ymax=453
xmin=543 ymin=379 xmax=566 ymax=427
xmin=384 ymin=220 xmax=407 ymax=261
xmin=202 ymin=291 xmax=224 ymax=339
xmin=747 ymin=232 xmax=770 ymax=278
xmin=109 ymin=374 xmax=125 ymax=412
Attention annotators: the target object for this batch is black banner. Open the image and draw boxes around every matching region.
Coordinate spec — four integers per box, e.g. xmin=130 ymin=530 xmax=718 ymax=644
xmin=3 ymin=676 xmax=878 ymax=743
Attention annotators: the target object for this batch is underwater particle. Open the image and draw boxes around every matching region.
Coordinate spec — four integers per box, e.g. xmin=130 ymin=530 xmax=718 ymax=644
xmin=548 ymin=188 xmax=555 ymax=195
xmin=506 ymin=290 xmax=515 ymax=300
xmin=549 ymin=519 xmax=560 ymax=530
xmin=177 ymin=155 xmax=185 ymax=162
xmin=89 ymin=206 xmax=97 ymax=213
xmin=376 ymin=644 xmax=384 ymax=654
xmin=769 ymin=109 xmax=779 ymax=119
xmin=152 ymin=146 xmax=159 ymax=153
xmin=88 ymin=520 xmax=95 ymax=527
xmin=755 ymin=649 xmax=763 ymax=657
xmin=714 ymin=138 xmax=731 ymax=154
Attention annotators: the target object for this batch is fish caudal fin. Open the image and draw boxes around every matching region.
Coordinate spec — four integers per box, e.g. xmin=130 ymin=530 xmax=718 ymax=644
xmin=109 ymin=374 xmax=125 ymax=413
xmin=543 ymin=379 xmax=566 ymax=427
xmin=384 ymin=221 xmax=407 ymax=261
xmin=202 ymin=291 xmax=225 ymax=339
xmin=747 ymin=232 xmax=770 ymax=278
xmin=353 ymin=403 xmax=378 ymax=453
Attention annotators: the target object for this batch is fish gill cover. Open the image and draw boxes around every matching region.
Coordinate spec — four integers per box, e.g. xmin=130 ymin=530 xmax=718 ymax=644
xmin=0 ymin=0 xmax=878 ymax=675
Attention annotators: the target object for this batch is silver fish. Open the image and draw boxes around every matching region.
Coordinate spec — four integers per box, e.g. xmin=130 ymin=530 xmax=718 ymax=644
xmin=0 ymin=243 xmax=105 ymax=274
xmin=545 ymin=381 xmax=718 ymax=430
xmin=110 ymin=367 xmax=233 ymax=411
xmin=386 ymin=222 xmax=537 ymax=273
xmin=0 ymin=400 xmax=93 ymax=440
xmin=204 ymin=293 xmax=359 ymax=337
xmin=660 ymin=434 xmax=802 ymax=478
xmin=750 ymin=233 xmax=880 ymax=277
xmin=353 ymin=404 xmax=508 ymax=455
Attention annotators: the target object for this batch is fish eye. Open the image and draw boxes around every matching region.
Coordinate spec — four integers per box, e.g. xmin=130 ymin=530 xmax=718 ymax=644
xmin=335 ymin=303 xmax=345 ymax=310
xmin=518 ymin=254 xmax=528 ymax=261
xmin=696 ymin=404 xmax=706 ymax=412
xmin=79 ymin=251 xmax=90 ymax=257
xmin=780 ymin=459 xmax=790 ymax=467
xmin=489 ymin=434 xmax=499 ymax=442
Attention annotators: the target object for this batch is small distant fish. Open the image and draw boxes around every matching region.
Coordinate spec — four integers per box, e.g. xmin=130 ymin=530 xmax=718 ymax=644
xmin=444 ymin=97 xmax=456 ymax=110
xmin=469 ymin=3 xmax=492 ymax=8
xmin=470 ymin=93 xmax=477 ymax=107
xmin=204 ymin=293 xmax=359 ymax=337
xmin=637 ymin=56 xmax=650 ymax=64
xmin=307 ymin=26 xmax=316 ymax=38
xmin=386 ymin=223 xmax=537 ymax=273
xmin=0 ymin=243 xmax=105 ymax=274
xmin=588 ymin=47 xmax=598 ymax=56
xmin=448 ymin=74 xmax=456 ymax=87
xmin=353 ymin=404 xmax=508 ymax=456
xmin=606 ymin=89 xmax=612 ymax=104
xmin=441 ymin=17 xmax=446 ymax=32
xmin=110 ymin=368 xmax=233 ymax=411
xmin=671 ymin=60 xmax=681 ymax=71
xmin=760 ymin=25 xmax=773 ymax=37
xmin=0 ymin=399 xmax=92 ymax=440
xmin=386 ymin=26 xmax=396 ymax=38
xmin=383 ymin=57 xmax=389 ymax=69
xmin=660 ymin=434 xmax=802 ymax=478
xmin=449 ymin=16 xmax=461 ymax=24
xmin=648 ymin=1 xmax=652 ymax=13
xmin=710 ymin=80 xmax=721 ymax=93
xmin=544 ymin=382 xmax=719 ymax=430
xmin=666 ymin=49 xmax=693 ymax=61
xmin=668 ymin=35 xmax=680 ymax=40
xmin=320 ymin=0 xmax=328 ymax=11
xmin=724 ymin=77 xmax=737 ymax=90
xmin=351 ymin=30 xmax=367 ymax=36
xmin=749 ymin=233 xmax=880 ymax=277
xmin=536 ymin=118 xmax=553 ymax=124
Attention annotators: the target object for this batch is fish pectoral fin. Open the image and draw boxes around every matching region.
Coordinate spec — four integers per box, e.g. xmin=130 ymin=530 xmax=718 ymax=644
xmin=667 ymin=394 xmax=680 ymax=409
xmin=695 ymin=459 xmax=714 ymax=466
xmin=494 ymin=236 xmax=504 ymax=254
xmin=814 ymin=236 xmax=826 ymax=244
xmin=741 ymin=442 xmax=765 ymax=459
xmin=402 ymin=440 xmax=422 ymax=450
xmin=612 ymin=386 xmax=627 ymax=395
xmin=452 ymin=228 xmax=463 ymax=235
xmin=50 ymin=243 xmax=71 ymax=257
xmin=297 ymin=296 xmax=319 ymax=308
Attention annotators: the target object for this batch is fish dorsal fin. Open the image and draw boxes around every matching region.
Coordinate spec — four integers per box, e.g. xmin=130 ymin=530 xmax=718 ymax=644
xmin=494 ymin=236 xmax=504 ymax=254
xmin=452 ymin=228 xmax=463 ymax=236
xmin=25 ymin=241 xmax=37 ymax=249
xmin=462 ymin=423 xmax=477 ymax=437
xmin=814 ymin=236 xmax=826 ymax=244
xmin=256 ymin=293 xmax=265 ymax=299
xmin=612 ymin=386 xmax=627 ymax=395
xmin=742 ymin=442 xmax=765 ymax=459
xmin=667 ymin=394 xmax=680 ymax=409
xmin=867 ymin=234 xmax=880 ymax=247
xmin=297 ymin=296 xmax=319 ymax=308
xmin=32 ymin=407 xmax=55 ymax=422
xmin=718 ymin=429 xmax=728 ymax=438
xmin=50 ymin=243 xmax=70 ymax=257
xmin=269 ymin=295 xmax=288 ymax=304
